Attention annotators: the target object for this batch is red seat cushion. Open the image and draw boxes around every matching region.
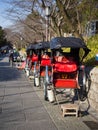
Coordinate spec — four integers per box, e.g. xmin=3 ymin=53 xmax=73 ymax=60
xmin=54 ymin=61 xmax=77 ymax=72
xmin=41 ymin=58 xmax=51 ymax=66
xmin=31 ymin=56 xmax=38 ymax=62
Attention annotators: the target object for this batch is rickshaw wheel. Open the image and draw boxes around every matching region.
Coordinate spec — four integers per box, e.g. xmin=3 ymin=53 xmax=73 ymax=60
xmin=78 ymin=69 xmax=87 ymax=101
xmin=85 ymin=74 xmax=91 ymax=94
xmin=34 ymin=77 xmax=36 ymax=86
xmin=34 ymin=76 xmax=39 ymax=87
xmin=40 ymin=77 xmax=44 ymax=88
xmin=43 ymin=82 xmax=48 ymax=101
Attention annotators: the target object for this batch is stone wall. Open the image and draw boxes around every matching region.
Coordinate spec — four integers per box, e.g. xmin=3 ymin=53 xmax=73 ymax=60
xmin=87 ymin=67 xmax=98 ymax=112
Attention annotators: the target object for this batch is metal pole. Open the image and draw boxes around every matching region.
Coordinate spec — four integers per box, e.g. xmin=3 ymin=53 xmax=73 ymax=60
xmin=45 ymin=6 xmax=50 ymax=42
xmin=46 ymin=16 xmax=48 ymax=41
xmin=48 ymin=16 xmax=50 ymax=41
xmin=46 ymin=16 xmax=50 ymax=42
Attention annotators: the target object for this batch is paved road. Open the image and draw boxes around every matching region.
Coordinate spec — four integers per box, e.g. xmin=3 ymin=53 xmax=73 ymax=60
xmin=0 ymin=55 xmax=98 ymax=130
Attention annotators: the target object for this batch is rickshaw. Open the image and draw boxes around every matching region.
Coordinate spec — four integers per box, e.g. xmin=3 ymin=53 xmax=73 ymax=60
xmin=25 ymin=44 xmax=38 ymax=78
xmin=45 ymin=37 xmax=90 ymax=103
xmin=34 ymin=41 xmax=52 ymax=100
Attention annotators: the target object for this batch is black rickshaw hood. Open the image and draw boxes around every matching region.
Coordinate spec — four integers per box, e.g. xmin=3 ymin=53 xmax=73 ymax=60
xmin=35 ymin=41 xmax=50 ymax=49
xmin=50 ymin=37 xmax=88 ymax=49
xmin=50 ymin=37 xmax=91 ymax=59
xmin=27 ymin=41 xmax=50 ymax=51
xmin=26 ymin=43 xmax=37 ymax=51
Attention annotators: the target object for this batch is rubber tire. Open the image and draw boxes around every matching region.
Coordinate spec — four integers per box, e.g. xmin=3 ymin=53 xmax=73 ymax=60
xmin=44 ymin=82 xmax=48 ymax=101
xmin=78 ymin=70 xmax=87 ymax=101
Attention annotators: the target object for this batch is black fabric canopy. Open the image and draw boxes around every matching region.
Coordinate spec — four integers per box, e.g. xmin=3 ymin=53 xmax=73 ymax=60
xmin=35 ymin=41 xmax=50 ymax=49
xmin=26 ymin=41 xmax=50 ymax=52
xmin=26 ymin=44 xmax=37 ymax=51
xmin=50 ymin=37 xmax=91 ymax=60
xmin=50 ymin=37 xmax=88 ymax=49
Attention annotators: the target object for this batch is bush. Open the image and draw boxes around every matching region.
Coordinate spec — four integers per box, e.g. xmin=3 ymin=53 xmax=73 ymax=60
xmin=84 ymin=34 xmax=98 ymax=66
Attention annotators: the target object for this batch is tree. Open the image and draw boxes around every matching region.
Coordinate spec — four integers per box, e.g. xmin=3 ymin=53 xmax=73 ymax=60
xmin=23 ymin=11 xmax=46 ymax=43
xmin=0 ymin=26 xmax=7 ymax=47
xmin=2 ymin=0 xmax=98 ymax=43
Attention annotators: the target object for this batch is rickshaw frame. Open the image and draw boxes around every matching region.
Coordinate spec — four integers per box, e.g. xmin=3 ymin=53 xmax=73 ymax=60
xmin=26 ymin=43 xmax=38 ymax=78
xmin=35 ymin=41 xmax=52 ymax=100
xmin=49 ymin=37 xmax=90 ymax=103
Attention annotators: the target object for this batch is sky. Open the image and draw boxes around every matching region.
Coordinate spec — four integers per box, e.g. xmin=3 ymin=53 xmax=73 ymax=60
xmin=0 ymin=1 xmax=14 ymax=28
xmin=0 ymin=0 xmax=17 ymax=28
xmin=0 ymin=0 xmax=32 ymax=29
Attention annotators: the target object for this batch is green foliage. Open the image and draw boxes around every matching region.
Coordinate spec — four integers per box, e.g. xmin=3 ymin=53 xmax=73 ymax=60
xmin=56 ymin=0 xmax=98 ymax=37
xmin=84 ymin=34 xmax=98 ymax=66
xmin=0 ymin=26 xmax=6 ymax=47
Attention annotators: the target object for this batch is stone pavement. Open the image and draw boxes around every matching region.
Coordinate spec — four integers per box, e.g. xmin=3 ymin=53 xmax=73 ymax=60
xmin=0 ymin=55 xmax=98 ymax=130
xmin=33 ymin=85 xmax=98 ymax=130
xmin=0 ymin=55 xmax=57 ymax=130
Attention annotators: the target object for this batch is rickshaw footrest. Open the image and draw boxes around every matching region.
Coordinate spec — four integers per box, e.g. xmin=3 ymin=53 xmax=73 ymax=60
xmin=61 ymin=103 xmax=79 ymax=117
